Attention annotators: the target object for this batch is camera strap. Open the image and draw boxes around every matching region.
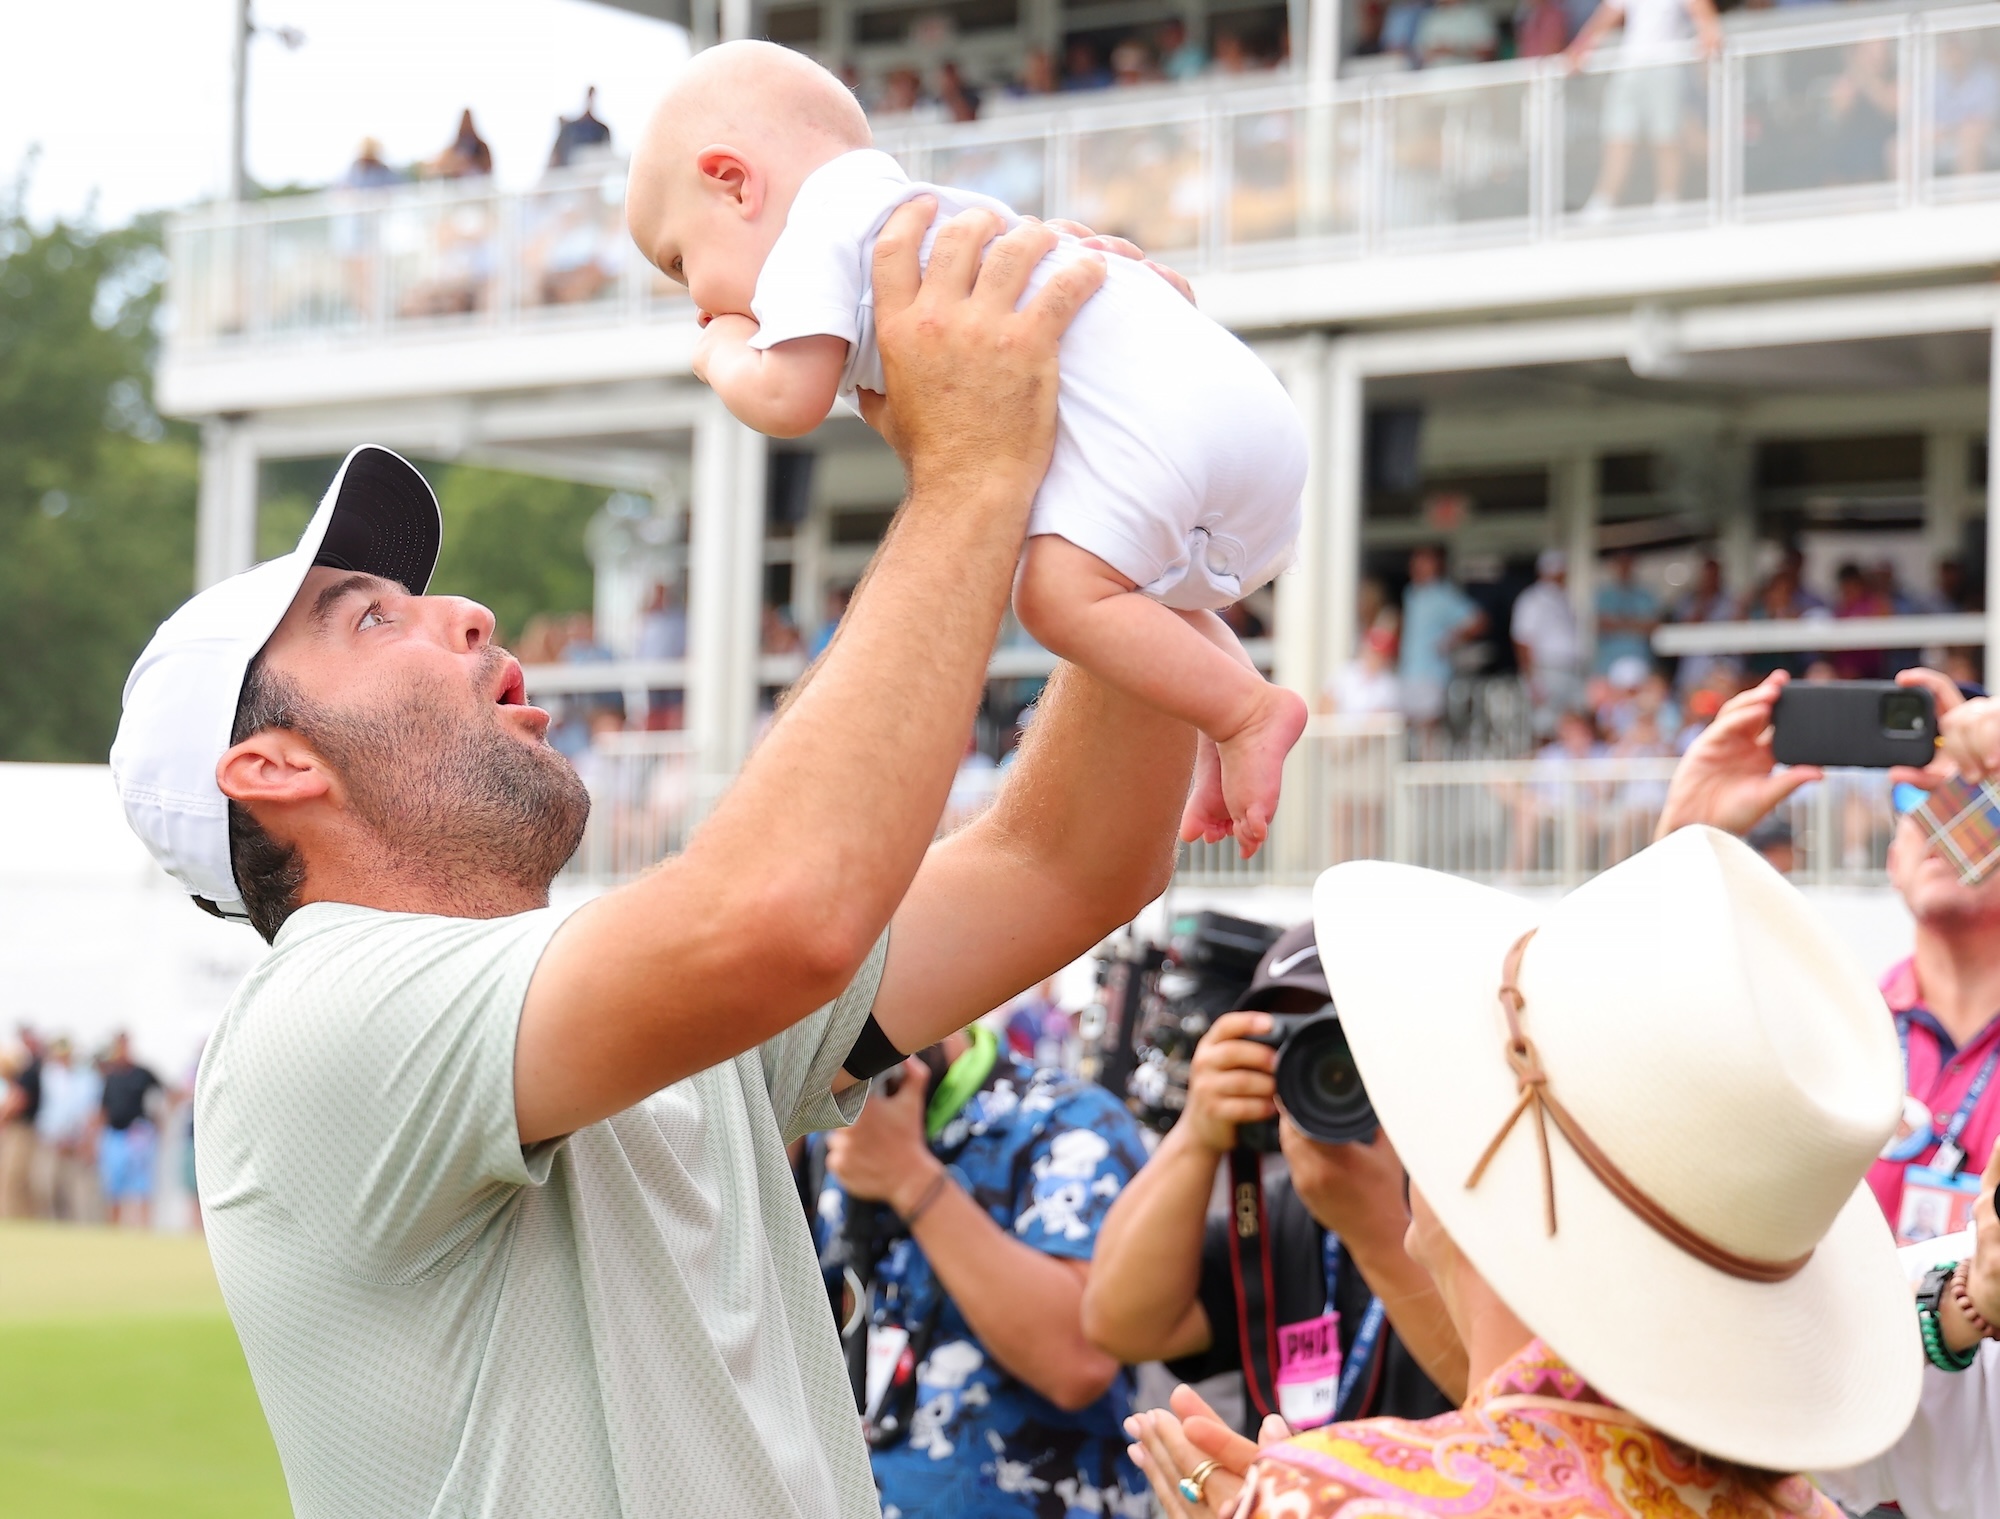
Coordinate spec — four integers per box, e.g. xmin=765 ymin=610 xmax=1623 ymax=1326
xmin=1228 ymin=1146 xmax=1284 ymax=1423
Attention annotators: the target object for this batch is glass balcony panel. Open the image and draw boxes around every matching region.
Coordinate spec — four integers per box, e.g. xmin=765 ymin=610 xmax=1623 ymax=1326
xmin=1385 ymin=80 xmax=1533 ymax=234
xmin=1067 ymin=119 xmax=1206 ymax=255
xmin=1742 ymin=37 xmax=1901 ymax=200
xmin=384 ymin=193 xmax=499 ymax=323
xmin=1561 ymin=59 xmax=1710 ymax=220
xmin=1226 ymin=102 xmax=1364 ymax=246
xmin=1931 ymin=25 xmax=2000 ymax=185
xmin=174 ymin=224 xmax=250 ymax=346
xmin=264 ymin=212 xmax=366 ymax=335
xmin=929 ymin=139 xmax=1047 ymax=216
xmin=519 ymin=175 xmax=627 ymax=312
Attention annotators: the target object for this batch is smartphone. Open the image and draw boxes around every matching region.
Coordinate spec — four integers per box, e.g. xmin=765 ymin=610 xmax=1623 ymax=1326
xmin=1908 ymin=774 xmax=2000 ymax=886
xmin=1771 ymin=681 xmax=1937 ymax=769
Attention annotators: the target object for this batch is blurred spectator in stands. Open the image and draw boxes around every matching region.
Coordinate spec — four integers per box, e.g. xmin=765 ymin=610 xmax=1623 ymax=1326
xmin=1328 ymin=626 xmax=1403 ymax=716
xmin=1511 ymin=708 xmax=1608 ymax=873
xmin=881 ymin=67 xmax=929 ymax=113
xmin=96 ymin=1033 xmax=162 ymax=1230
xmin=1159 ymin=18 xmax=1208 ymax=80
xmin=341 ymin=137 xmax=403 ymax=190
xmin=1747 ymin=813 xmax=1796 ymax=874
xmin=1211 ymin=30 xmax=1254 ymax=75
xmin=1399 ymin=546 xmax=1489 ymax=750
xmin=1064 ymin=40 xmax=1113 ymax=90
xmin=638 ymin=580 xmax=686 ymax=665
xmin=1512 ymin=549 xmax=1582 ymax=739
xmin=1780 ymin=544 xmax=1828 ymax=611
xmin=1674 ymin=680 xmax=1726 ymax=752
xmin=1943 ymin=646 xmax=1985 ymax=687
xmin=1936 ymin=32 xmax=2000 ymax=176
xmin=548 ymin=86 xmax=613 ymax=170
xmin=760 ymin=603 xmax=804 ymax=656
xmin=1665 ymin=555 xmax=1739 ymax=695
xmin=1745 ymin=560 xmax=1818 ymax=679
xmin=1011 ymin=47 xmax=1058 ymax=96
xmin=937 ymin=61 xmax=981 ymax=121
xmin=1380 ymin=0 xmax=1427 ymax=60
xmin=0 ymin=1028 xmax=41 ymax=1218
xmin=424 ymin=108 xmax=494 ymax=180
xmin=1417 ymin=0 xmax=1500 ymax=67
xmin=809 ymin=583 xmax=853 ymax=659
xmin=1829 ymin=560 xmax=1891 ymax=679
xmin=1570 ymin=0 xmax=1720 ymax=218
xmin=1357 ymin=575 xmax=1399 ymax=648
xmin=1932 ymin=555 xmax=1976 ymax=613
xmin=1595 ymin=654 xmax=1647 ymax=736
xmin=1111 ymin=39 xmax=1158 ymax=85
xmin=34 ymin=1040 xmax=101 ymax=1223
xmin=1516 ymin=0 xmax=1576 ymax=58
xmin=1594 ymin=549 xmax=1660 ymax=674
xmin=1826 ymin=39 xmax=1899 ymax=184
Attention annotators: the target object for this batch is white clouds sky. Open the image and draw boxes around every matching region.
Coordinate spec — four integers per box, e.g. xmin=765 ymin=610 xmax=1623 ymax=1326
xmin=2 ymin=0 xmax=690 ymax=228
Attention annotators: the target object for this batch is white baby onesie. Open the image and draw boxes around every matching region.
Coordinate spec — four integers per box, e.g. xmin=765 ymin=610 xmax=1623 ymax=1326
xmin=748 ymin=149 xmax=1306 ymax=612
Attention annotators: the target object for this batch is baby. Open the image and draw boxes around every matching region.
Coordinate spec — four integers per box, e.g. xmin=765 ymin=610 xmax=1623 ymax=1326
xmin=627 ymin=42 xmax=1309 ymax=853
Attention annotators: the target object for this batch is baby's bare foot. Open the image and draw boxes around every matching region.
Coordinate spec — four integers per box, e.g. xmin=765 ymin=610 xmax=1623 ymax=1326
xmin=1216 ymin=685 xmax=1309 ymax=858
xmin=1180 ymin=736 xmax=1233 ymax=846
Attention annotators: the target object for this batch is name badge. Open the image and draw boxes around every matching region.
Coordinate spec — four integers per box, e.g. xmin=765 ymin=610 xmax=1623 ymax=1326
xmin=1275 ymin=1311 xmax=1342 ymax=1431
xmin=865 ymin=1325 xmax=911 ymax=1419
xmin=1896 ymin=1164 xmax=1982 ymax=1248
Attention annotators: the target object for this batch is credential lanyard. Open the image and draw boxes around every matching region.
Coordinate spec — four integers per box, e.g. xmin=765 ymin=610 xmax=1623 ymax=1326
xmin=1322 ymin=1233 xmax=1386 ymax=1421
xmin=1898 ymin=1013 xmax=2000 ymax=1175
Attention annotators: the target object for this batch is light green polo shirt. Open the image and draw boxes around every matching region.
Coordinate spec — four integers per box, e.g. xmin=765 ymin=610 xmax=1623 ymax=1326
xmin=196 ymin=901 xmax=883 ymax=1519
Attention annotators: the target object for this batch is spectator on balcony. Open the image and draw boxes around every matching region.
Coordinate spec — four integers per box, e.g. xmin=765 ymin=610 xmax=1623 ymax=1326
xmin=1515 ymin=0 xmax=1577 ymax=59
xmin=810 ymin=584 xmax=853 ymax=660
xmin=1745 ymin=561 xmax=1820 ymax=680
xmin=1112 ymin=39 xmax=1159 ymax=86
xmin=1831 ymin=560 xmax=1893 ymax=680
xmin=1010 ymin=47 xmax=1058 ymax=96
xmin=1328 ymin=626 xmax=1403 ymax=717
xmin=1159 ymin=19 xmax=1208 ymax=81
xmin=1211 ymin=30 xmax=1255 ymax=75
xmin=1570 ymin=0 xmax=1721 ymax=219
xmin=880 ymin=67 xmax=931 ymax=113
xmin=761 ymin=603 xmax=805 ymax=657
xmin=548 ymin=86 xmax=613 ymax=170
xmin=424 ymin=108 xmax=494 ymax=180
xmin=1594 ymin=549 xmax=1660 ymax=674
xmin=340 ymin=138 xmax=403 ymax=190
xmin=638 ymin=582 xmax=688 ymax=729
xmin=1825 ymin=39 xmax=1900 ymax=185
xmin=1665 ymin=555 xmax=1739 ymax=696
xmin=1400 ymin=547 xmax=1488 ymax=748
xmin=1510 ymin=708 xmax=1608 ymax=873
xmin=1935 ymin=33 xmax=2000 ymax=177
xmin=1416 ymin=0 xmax=1500 ymax=68
xmin=1063 ymin=40 xmax=1113 ymax=90
xmin=1513 ymin=549 xmax=1583 ymax=740
xmin=1932 ymin=555 xmax=1976 ymax=614
xmin=937 ymin=60 xmax=981 ymax=121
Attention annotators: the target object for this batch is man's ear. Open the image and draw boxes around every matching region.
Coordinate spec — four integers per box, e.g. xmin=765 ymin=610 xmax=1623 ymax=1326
xmin=216 ymin=729 xmax=334 ymax=809
xmin=695 ymin=145 xmax=762 ymax=217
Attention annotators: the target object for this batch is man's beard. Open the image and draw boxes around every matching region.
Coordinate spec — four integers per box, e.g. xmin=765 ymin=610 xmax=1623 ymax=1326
xmin=311 ymin=650 xmax=590 ymax=898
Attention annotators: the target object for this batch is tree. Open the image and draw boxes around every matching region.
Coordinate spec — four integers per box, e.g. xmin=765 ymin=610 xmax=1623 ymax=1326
xmin=0 ymin=185 xmax=198 ymax=763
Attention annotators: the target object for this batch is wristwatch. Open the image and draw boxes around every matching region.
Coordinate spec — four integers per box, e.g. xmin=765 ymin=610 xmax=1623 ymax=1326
xmin=1918 ymin=1263 xmax=1981 ymax=1373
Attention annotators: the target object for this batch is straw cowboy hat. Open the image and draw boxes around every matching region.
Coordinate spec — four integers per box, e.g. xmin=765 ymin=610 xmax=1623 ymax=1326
xmin=1312 ymin=825 xmax=1919 ymax=1473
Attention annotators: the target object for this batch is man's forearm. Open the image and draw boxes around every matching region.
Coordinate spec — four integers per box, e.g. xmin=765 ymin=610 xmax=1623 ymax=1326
xmin=1083 ymin=1124 xmax=1219 ymax=1362
xmin=903 ymin=1166 xmax=1123 ymax=1411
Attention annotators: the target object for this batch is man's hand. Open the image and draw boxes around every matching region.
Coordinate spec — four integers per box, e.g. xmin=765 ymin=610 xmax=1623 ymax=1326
xmin=1039 ymin=218 xmax=1196 ymax=305
xmin=824 ymin=1057 xmax=944 ymax=1218
xmin=1886 ymin=666 xmax=2000 ymax=787
xmin=1653 ymin=671 xmax=1822 ymax=840
xmin=856 ymin=200 xmax=1104 ymax=500
xmin=1183 ymin=1012 xmax=1279 ymax=1154
xmin=1278 ymin=1121 xmax=1409 ymax=1256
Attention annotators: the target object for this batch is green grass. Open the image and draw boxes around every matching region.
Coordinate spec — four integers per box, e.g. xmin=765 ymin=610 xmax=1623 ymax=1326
xmin=0 ymin=1224 xmax=290 ymax=1517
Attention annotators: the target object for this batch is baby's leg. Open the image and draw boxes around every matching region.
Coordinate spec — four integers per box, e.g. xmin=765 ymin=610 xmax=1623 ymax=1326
xmin=1015 ymin=535 xmax=1307 ymax=854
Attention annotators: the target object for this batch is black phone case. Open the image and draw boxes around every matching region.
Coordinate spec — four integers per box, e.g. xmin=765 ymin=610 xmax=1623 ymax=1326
xmin=1771 ymin=681 xmax=1937 ymax=768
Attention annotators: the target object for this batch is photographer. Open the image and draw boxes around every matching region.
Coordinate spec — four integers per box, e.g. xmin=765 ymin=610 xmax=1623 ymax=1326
xmin=1083 ymin=926 xmax=1464 ymax=1434
xmin=816 ymin=1026 xmax=1152 ymax=1518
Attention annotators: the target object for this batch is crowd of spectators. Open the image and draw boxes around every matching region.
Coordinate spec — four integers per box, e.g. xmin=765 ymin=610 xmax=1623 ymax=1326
xmin=0 ymin=1028 xmax=190 ymax=1231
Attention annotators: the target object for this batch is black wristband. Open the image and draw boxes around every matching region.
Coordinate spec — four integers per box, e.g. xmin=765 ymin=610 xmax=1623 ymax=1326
xmin=841 ymin=1013 xmax=906 ymax=1082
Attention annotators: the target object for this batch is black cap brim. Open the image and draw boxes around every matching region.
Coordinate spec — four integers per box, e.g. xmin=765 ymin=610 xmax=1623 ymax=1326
xmin=312 ymin=446 xmax=441 ymax=595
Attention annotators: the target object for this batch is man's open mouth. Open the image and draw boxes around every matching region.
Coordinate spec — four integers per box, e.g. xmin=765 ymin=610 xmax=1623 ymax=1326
xmin=494 ymin=657 xmax=529 ymax=708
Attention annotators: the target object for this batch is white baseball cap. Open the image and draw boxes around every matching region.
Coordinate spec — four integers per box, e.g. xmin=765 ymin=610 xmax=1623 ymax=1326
xmin=109 ymin=445 xmax=441 ymax=922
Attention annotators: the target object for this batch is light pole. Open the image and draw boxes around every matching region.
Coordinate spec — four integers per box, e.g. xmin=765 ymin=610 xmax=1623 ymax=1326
xmin=228 ymin=0 xmax=305 ymax=202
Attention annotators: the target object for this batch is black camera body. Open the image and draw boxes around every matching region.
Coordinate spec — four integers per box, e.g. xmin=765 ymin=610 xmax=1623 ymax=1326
xmin=1238 ymin=1010 xmax=1378 ymax=1151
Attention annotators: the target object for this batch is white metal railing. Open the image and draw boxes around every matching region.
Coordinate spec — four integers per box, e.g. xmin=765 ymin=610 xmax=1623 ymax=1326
xmin=165 ymin=1 xmax=2000 ymax=355
xmin=1653 ymin=612 xmax=1985 ymax=656
xmin=556 ymin=714 xmax=1897 ymax=889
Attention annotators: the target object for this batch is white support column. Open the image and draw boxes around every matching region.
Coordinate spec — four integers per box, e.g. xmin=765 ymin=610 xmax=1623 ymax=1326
xmin=195 ymin=417 xmax=259 ymax=589
xmin=1273 ymin=333 xmax=1329 ymax=707
xmin=1925 ymin=429 xmax=1971 ymax=566
xmin=1987 ymin=324 xmax=2000 ymax=674
xmin=1324 ymin=338 xmax=1365 ymax=682
xmin=1554 ymin=455 xmax=1598 ymax=672
xmin=1305 ymin=0 xmax=1339 ymax=83
xmin=720 ymin=0 xmax=753 ymax=41
xmin=687 ymin=397 xmax=768 ymax=781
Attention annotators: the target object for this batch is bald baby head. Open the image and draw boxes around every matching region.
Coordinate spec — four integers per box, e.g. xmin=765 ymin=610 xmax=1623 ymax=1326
xmin=628 ymin=42 xmax=871 ymax=315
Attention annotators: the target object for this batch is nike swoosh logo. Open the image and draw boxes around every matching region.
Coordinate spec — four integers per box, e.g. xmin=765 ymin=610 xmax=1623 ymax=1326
xmin=1266 ymin=947 xmax=1320 ymax=979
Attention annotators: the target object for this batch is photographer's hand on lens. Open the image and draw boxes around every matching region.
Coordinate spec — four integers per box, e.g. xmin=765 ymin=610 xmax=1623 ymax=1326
xmin=1654 ymin=671 xmax=1823 ymax=841
xmin=1184 ymin=1011 xmax=1281 ymax=1154
xmin=823 ymin=1056 xmax=945 ymax=1219
xmin=1278 ymin=1120 xmax=1408 ymax=1257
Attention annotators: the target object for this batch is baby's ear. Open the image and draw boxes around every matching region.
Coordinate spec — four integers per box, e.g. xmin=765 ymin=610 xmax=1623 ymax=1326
xmin=696 ymin=147 xmax=760 ymax=213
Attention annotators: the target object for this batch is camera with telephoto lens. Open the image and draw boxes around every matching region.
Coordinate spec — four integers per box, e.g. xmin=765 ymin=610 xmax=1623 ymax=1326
xmin=1237 ymin=1012 xmax=1377 ymax=1150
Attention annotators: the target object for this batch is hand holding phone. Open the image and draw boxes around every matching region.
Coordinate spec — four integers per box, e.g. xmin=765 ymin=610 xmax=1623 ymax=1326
xmin=1771 ymin=681 xmax=1938 ymax=770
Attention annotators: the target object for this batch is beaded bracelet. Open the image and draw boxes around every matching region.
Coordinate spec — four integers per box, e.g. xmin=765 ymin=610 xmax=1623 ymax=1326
xmin=1952 ymin=1262 xmax=1998 ymax=1341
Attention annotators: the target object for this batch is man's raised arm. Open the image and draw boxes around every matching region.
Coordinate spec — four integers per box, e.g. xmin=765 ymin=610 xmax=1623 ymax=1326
xmin=513 ymin=203 xmax=1107 ymax=1144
